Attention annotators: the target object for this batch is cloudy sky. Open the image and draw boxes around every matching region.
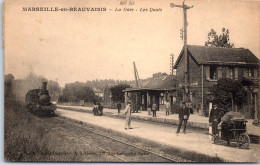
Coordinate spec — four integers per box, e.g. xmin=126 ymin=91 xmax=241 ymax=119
xmin=4 ymin=0 xmax=260 ymax=86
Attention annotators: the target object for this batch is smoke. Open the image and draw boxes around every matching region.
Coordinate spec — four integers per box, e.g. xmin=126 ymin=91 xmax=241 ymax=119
xmin=12 ymin=73 xmax=48 ymax=103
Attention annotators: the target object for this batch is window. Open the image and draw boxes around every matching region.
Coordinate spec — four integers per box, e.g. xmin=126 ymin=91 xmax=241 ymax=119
xmin=243 ymin=68 xmax=248 ymax=77
xmin=225 ymin=67 xmax=235 ymax=79
xmin=230 ymin=68 xmax=234 ymax=79
xmin=205 ymin=66 xmax=210 ymax=79
xmin=209 ymin=66 xmax=217 ymax=80
xmin=226 ymin=67 xmax=231 ymax=78
xmin=217 ymin=67 xmax=222 ymax=79
xmin=235 ymin=68 xmax=238 ymax=80
xmin=254 ymin=69 xmax=258 ymax=78
xmin=249 ymin=68 xmax=254 ymax=77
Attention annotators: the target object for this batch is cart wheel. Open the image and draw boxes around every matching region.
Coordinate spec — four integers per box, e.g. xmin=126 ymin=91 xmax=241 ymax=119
xmin=239 ymin=133 xmax=250 ymax=149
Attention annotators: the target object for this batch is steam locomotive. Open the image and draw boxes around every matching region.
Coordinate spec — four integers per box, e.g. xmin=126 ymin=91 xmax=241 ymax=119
xmin=25 ymin=82 xmax=56 ymax=116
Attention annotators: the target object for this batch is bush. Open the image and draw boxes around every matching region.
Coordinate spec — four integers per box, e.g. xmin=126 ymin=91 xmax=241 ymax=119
xmin=209 ymin=78 xmax=247 ymax=110
xmin=110 ymin=84 xmax=131 ymax=102
xmin=4 ymin=99 xmax=50 ymax=161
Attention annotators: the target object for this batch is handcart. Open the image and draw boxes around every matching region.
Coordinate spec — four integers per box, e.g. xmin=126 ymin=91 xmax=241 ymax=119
xmin=211 ymin=112 xmax=250 ymax=149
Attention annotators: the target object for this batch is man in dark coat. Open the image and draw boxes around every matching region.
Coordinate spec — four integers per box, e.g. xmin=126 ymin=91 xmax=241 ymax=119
xmin=93 ymin=102 xmax=98 ymax=116
xmin=152 ymin=102 xmax=157 ymax=117
xmin=176 ymin=101 xmax=193 ymax=134
xmin=209 ymin=104 xmax=223 ymax=135
xmin=97 ymin=103 xmax=103 ymax=116
xmin=117 ymin=101 xmax=121 ymax=114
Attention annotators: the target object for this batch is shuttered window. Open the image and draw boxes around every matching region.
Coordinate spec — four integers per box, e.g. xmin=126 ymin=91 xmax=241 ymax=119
xmin=243 ymin=68 xmax=248 ymax=77
xmin=235 ymin=68 xmax=238 ymax=80
xmin=249 ymin=68 xmax=254 ymax=77
xmin=205 ymin=66 xmax=210 ymax=79
xmin=230 ymin=68 xmax=234 ymax=79
xmin=254 ymin=69 xmax=258 ymax=78
xmin=226 ymin=67 xmax=231 ymax=78
xmin=210 ymin=66 xmax=217 ymax=80
xmin=217 ymin=67 xmax=222 ymax=79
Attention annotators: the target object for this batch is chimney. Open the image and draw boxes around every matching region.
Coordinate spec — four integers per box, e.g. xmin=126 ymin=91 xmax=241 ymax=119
xmin=42 ymin=82 xmax=47 ymax=92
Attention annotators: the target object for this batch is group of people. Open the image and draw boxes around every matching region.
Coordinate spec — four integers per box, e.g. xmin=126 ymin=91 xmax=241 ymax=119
xmin=92 ymin=102 xmax=103 ymax=116
xmin=124 ymin=100 xmax=194 ymax=134
xmin=94 ymin=100 xmax=223 ymax=138
xmin=149 ymin=100 xmax=170 ymax=117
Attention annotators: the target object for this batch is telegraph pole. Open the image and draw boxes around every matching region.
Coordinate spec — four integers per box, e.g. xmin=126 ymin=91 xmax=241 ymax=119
xmin=170 ymin=1 xmax=193 ymax=101
xmin=170 ymin=53 xmax=174 ymax=75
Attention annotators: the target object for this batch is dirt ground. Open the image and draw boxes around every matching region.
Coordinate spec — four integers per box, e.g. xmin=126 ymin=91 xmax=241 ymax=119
xmin=4 ymin=100 xmax=115 ymax=162
xmin=4 ymin=100 xmax=223 ymax=162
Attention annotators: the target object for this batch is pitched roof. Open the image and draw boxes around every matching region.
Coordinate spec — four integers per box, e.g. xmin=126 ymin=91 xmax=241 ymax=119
xmin=141 ymin=75 xmax=177 ymax=90
xmin=174 ymin=45 xmax=260 ymax=68
xmin=123 ymin=75 xmax=177 ymax=92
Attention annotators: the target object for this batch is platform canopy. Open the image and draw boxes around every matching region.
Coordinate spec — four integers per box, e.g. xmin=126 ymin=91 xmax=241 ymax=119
xmin=123 ymin=75 xmax=177 ymax=93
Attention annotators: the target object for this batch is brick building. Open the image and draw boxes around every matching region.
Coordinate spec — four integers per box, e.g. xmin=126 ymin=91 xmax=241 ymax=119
xmin=174 ymin=45 xmax=259 ymax=119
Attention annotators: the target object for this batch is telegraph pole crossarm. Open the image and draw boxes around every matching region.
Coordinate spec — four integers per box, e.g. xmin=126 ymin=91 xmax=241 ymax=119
xmin=170 ymin=3 xmax=194 ymax=9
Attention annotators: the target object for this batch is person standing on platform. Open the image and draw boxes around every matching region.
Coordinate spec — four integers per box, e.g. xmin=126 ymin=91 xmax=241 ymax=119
xmin=93 ymin=102 xmax=98 ymax=116
xmin=209 ymin=104 xmax=223 ymax=136
xmin=117 ymin=101 xmax=121 ymax=114
xmin=97 ymin=102 xmax=103 ymax=116
xmin=148 ymin=102 xmax=151 ymax=115
xmin=152 ymin=102 xmax=157 ymax=117
xmin=124 ymin=101 xmax=132 ymax=130
xmin=165 ymin=100 xmax=170 ymax=116
xmin=176 ymin=101 xmax=193 ymax=134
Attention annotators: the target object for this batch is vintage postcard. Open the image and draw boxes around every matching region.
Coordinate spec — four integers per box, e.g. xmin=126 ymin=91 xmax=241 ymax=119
xmin=3 ymin=0 xmax=260 ymax=163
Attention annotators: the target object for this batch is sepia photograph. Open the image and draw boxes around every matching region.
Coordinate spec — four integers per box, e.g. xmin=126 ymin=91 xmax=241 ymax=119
xmin=2 ymin=0 xmax=260 ymax=163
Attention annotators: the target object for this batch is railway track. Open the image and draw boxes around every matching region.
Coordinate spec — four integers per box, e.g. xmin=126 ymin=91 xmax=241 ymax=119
xmin=51 ymin=116 xmax=189 ymax=162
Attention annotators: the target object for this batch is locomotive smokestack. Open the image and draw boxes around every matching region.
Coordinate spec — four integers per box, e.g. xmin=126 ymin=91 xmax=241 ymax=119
xmin=42 ymin=82 xmax=47 ymax=92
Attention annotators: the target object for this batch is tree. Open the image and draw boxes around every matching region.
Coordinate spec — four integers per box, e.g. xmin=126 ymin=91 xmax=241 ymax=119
xmin=205 ymin=27 xmax=234 ymax=48
xmin=209 ymin=78 xmax=247 ymax=112
xmin=152 ymin=72 xmax=168 ymax=78
xmin=60 ymin=82 xmax=100 ymax=103
xmin=110 ymin=84 xmax=131 ymax=102
xmin=47 ymin=80 xmax=60 ymax=101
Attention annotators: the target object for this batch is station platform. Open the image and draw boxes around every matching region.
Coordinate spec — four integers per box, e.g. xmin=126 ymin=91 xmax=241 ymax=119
xmin=56 ymin=104 xmax=260 ymax=138
xmin=56 ymin=107 xmax=260 ymax=162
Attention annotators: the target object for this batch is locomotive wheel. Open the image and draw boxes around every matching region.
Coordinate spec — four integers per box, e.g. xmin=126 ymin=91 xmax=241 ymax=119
xmin=239 ymin=133 xmax=250 ymax=149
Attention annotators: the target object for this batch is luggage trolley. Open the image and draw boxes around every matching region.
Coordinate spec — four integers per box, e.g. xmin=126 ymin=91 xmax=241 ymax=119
xmin=212 ymin=112 xmax=250 ymax=149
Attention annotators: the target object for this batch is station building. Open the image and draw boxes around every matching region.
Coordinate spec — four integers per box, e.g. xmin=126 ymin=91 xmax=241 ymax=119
xmin=173 ymin=45 xmax=259 ymax=120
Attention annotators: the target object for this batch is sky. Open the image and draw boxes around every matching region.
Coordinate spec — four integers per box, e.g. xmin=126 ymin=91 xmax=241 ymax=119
xmin=4 ymin=0 xmax=260 ymax=87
